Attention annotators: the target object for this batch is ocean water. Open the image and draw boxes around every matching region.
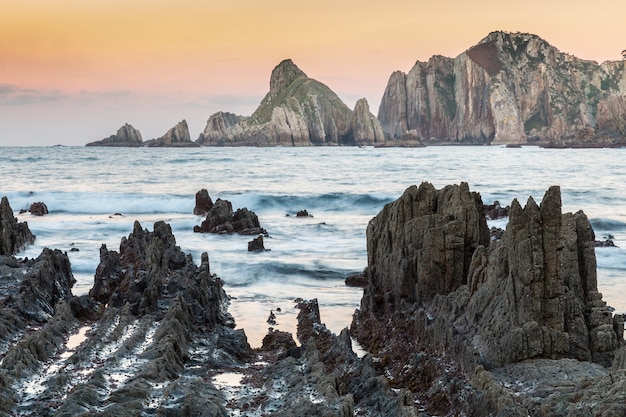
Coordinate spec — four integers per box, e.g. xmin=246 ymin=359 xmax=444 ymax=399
xmin=1 ymin=146 xmax=625 ymax=347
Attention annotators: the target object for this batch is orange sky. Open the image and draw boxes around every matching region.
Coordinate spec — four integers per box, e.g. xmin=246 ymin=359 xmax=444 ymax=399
xmin=1 ymin=0 xmax=625 ymax=145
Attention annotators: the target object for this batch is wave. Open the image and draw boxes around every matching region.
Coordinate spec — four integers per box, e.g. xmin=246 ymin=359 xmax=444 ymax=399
xmin=4 ymin=191 xmax=194 ymax=215
xmin=227 ymin=192 xmax=394 ymax=215
xmin=2 ymin=190 xmax=394 ymax=217
xmin=590 ymin=218 xmax=626 ymax=232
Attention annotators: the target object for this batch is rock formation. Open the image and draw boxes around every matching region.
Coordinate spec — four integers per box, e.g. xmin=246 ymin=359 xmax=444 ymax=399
xmin=351 ymin=182 xmax=626 ymax=415
xmin=197 ymin=59 xmax=385 ymax=146
xmin=85 ymin=123 xmax=143 ymax=147
xmin=0 ymin=196 xmax=35 ymax=255
xmin=193 ymin=189 xmax=214 ymax=216
xmin=378 ymin=31 xmax=626 ymax=146
xmin=194 ymin=198 xmax=267 ymax=235
xmin=28 ymin=201 xmax=48 ymax=216
xmin=145 ymin=119 xmax=199 ymax=147
xmin=196 ymin=111 xmax=247 ymax=146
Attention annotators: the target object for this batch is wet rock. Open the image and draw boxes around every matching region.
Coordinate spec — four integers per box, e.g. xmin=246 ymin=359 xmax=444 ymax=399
xmin=248 ymin=235 xmax=266 ymax=252
xmin=28 ymin=201 xmax=48 ymax=216
xmin=194 ymin=198 xmax=267 ymax=236
xmin=344 ymin=272 xmax=368 ymax=288
xmin=0 ymin=196 xmax=35 ymax=256
xmin=483 ymin=200 xmax=508 ymax=220
xmin=193 ymin=188 xmax=214 ymax=216
xmin=296 ymin=209 xmax=312 ymax=217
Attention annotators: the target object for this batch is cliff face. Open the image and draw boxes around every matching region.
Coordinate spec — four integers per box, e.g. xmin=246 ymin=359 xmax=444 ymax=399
xmin=198 ymin=59 xmax=385 ymax=146
xmin=85 ymin=123 xmax=143 ymax=147
xmin=378 ymin=31 xmax=626 ymax=146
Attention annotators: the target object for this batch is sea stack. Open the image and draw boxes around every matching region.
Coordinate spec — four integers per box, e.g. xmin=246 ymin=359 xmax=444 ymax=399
xmin=85 ymin=123 xmax=143 ymax=147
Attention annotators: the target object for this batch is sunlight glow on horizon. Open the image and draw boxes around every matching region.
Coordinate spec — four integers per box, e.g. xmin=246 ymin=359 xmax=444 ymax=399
xmin=1 ymin=0 xmax=625 ymax=145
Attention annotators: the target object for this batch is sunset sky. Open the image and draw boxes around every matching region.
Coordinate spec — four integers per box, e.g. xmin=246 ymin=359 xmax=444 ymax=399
xmin=1 ymin=0 xmax=625 ymax=146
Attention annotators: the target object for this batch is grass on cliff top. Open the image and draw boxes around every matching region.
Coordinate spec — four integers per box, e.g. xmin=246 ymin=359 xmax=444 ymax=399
xmin=247 ymin=76 xmax=352 ymax=125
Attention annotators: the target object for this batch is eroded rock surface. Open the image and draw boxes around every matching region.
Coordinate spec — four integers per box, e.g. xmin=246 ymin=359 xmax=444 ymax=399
xmin=378 ymin=31 xmax=626 ymax=146
xmin=351 ymin=182 xmax=626 ymax=415
xmin=85 ymin=123 xmax=144 ymax=147
xmin=0 ymin=196 xmax=35 ymax=256
xmin=194 ymin=198 xmax=267 ymax=236
xmin=197 ymin=59 xmax=385 ymax=146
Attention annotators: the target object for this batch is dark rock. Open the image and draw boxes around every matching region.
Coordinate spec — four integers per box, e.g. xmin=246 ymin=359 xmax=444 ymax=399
xmin=351 ymin=182 xmax=626 ymax=415
xmin=193 ymin=189 xmax=214 ymax=215
xmin=295 ymin=209 xmax=311 ymax=217
xmin=344 ymin=272 xmax=368 ymax=287
xmin=248 ymin=235 xmax=265 ymax=252
xmin=194 ymin=198 xmax=267 ymax=236
xmin=595 ymin=237 xmax=617 ymax=247
xmin=483 ymin=200 xmax=508 ymax=220
xmin=0 ymin=196 xmax=35 ymax=256
xmin=28 ymin=201 xmax=48 ymax=216
xmin=266 ymin=310 xmax=276 ymax=325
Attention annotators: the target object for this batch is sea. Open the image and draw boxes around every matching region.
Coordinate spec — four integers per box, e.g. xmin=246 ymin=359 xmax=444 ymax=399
xmin=1 ymin=145 xmax=625 ymax=347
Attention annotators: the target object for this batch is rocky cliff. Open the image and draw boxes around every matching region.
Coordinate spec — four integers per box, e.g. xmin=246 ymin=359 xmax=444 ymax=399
xmin=197 ymin=59 xmax=385 ymax=146
xmin=351 ymin=182 xmax=625 ymax=415
xmin=145 ymin=119 xmax=199 ymax=147
xmin=86 ymin=123 xmax=144 ymax=147
xmin=378 ymin=31 xmax=626 ymax=146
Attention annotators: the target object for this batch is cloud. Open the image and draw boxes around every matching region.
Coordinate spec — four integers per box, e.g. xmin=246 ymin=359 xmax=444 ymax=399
xmin=0 ymin=84 xmax=67 ymax=105
xmin=0 ymin=84 xmax=132 ymax=106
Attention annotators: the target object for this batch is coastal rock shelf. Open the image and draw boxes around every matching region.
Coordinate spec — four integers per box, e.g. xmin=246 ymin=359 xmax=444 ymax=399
xmin=0 ymin=185 xmax=624 ymax=416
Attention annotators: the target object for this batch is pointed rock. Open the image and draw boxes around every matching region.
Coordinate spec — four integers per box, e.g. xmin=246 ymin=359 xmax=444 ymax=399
xmin=86 ymin=123 xmax=143 ymax=147
xmin=146 ymin=120 xmax=199 ymax=147
xmin=351 ymin=98 xmax=385 ymax=146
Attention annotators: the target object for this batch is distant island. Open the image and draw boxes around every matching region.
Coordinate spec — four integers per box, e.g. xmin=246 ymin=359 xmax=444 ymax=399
xmin=86 ymin=31 xmax=626 ymax=148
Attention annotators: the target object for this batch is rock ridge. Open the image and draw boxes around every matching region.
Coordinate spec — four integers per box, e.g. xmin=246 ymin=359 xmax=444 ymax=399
xmin=378 ymin=31 xmax=626 ymax=146
xmin=352 ymin=182 xmax=625 ymax=415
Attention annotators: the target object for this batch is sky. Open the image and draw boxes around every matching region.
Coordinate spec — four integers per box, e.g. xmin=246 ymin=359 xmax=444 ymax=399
xmin=1 ymin=0 xmax=625 ymax=146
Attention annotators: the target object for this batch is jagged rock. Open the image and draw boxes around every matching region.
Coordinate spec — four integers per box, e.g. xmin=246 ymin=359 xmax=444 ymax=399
xmin=198 ymin=59 xmax=385 ymax=146
xmin=85 ymin=123 xmax=143 ymax=147
xmin=378 ymin=31 xmax=626 ymax=146
xmin=351 ymin=98 xmax=385 ymax=146
xmin=0 ymin=196 xmax=35 ymax=256
xmin=351 ymin=182 xmax=626 ymax=415
xmin=248 ymin=235 xmax=265 ymax=252
xmin=194 ymin=198 xmax=267 ymax=235
xmin=145 ymin=119 xmax=200 ymax=147
xmin=196 ymin=112 xmax=248 ymax=145
xmin=193 ymin=189 xmax=214 ymax=216
xmin=28 ymin=201 xmax=48 ymax=216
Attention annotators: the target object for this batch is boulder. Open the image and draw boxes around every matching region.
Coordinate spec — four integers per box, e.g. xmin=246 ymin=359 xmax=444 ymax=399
xmin=194 ymin=198 xmax=267 ymax=236
xmin=247 ymin=235 xmax=265 ymax=252
xmin=0 ymin=196 xmax=35 ymax=256
xmin=193 ymin=189 xmax=214 ymax=216
xmin=28 ymin=201 xmax=48 ymax=216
